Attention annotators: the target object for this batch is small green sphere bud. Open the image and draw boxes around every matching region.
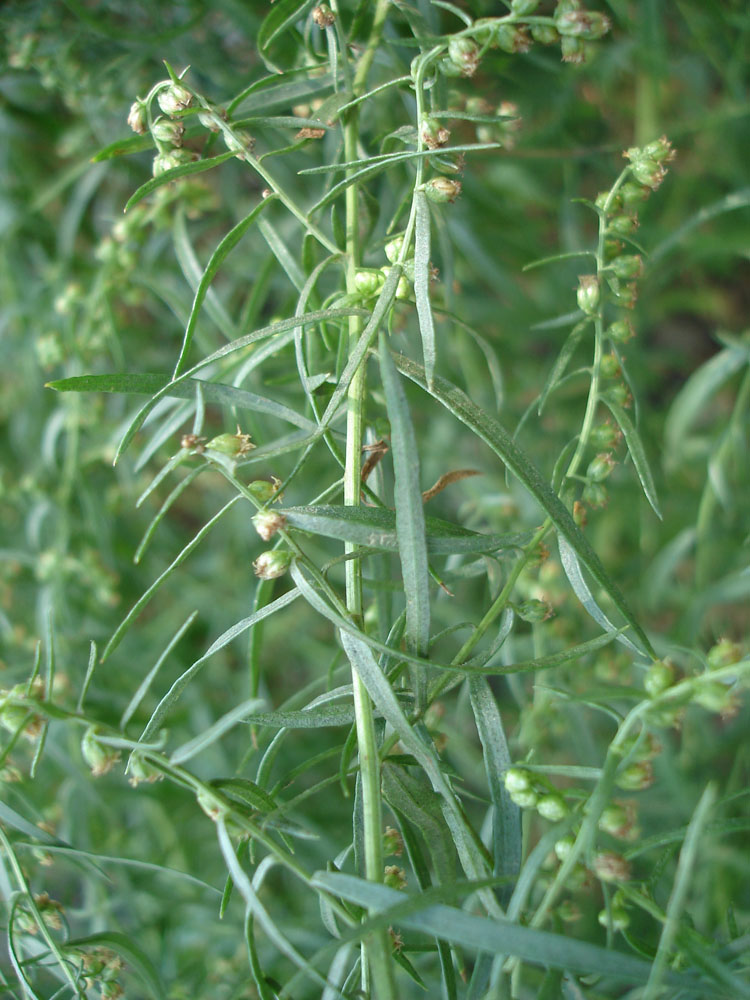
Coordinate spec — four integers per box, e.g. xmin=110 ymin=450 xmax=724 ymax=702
xmin=127 ymin=100 xmax=148 ymax=135
xmin=249 ymin=478 xmax=283 ymax=503
xmin=598 ymin=905 xmax=630 ymax=931
xmin=224 ymin=129 xmax=255 ymax=158
xmin=554 ymin=834 xmax=576 ymax=861
xmin=607 ymin=214 xmax=639 ymax=236
xmin=576 ymin=274 xmax=599 ymax=315
xmin=643 ymin=136 xmax=675 ymax=163
xmin=537 ymin=793 xmax=569 ymax=822
xmin=511 ymin=0 xmax=539 ymax=13
xmin=384 ymin=235 xmax=405 ymax=264
xmin=593 ymin=851 xmax=631 ymax=883
xmin=611 ymin=281 xmax=638 ymax=309
xmin=151 ymin=117 xmax=185 ymax=146
xmin=531 ymin=24 xmax=559 ymax=45
xmin=421 ymin=116 xmax=450 ymax=149
xmin=354 ymin=269 xmax=385 ymax=297
xmin=558 ymin=900 xmax=582 ymax=922
xmin=611 ymin=254 xmax=644 ymax=280
xmin=152 ymin=148 xmax=194 ymax=176
xmin=504 ymin=768 xmax=532 ymax=794
xmin=252 ymin=509 xmax=287 ymax=542
xmin=595 ymin=190 xmax=623 ymax=214
xmin=516 ymin=599 xmax=553 ymax=623
xmin=127 ymin=753 xmax=164 ymax=786
xmin=447 ymin=37 xmax=481 ymax=77
xmin=560 ymin=35 xmax=586 ymax=63
xmin=81 ymin=727 xmax=120 ymax=777
xmin=629 ymin=157 xmax=667 ymax=190
xmin=424 ymin=177 xmax=462 ymax=204
xmin=607 ymin=382 xmax=632 ymax=408
xmin=384 ymin=865 xmax=407 ymax=890
xmin=493 ymin=24 xmax=532 ymax=54
xmin=615 ymin=760 xmax=654 ymax=791
xmin=157 ymin=82 xmax=193 ymax=117
xmin=557 ymin=10 xmax=611 ymax=40
xmin=620 ymin=181 xmax=651 ymax=206
xmin=606 ymin=319 xmax=635 ymax=343
xmin=589 ymin=422 xmax=620 ymax=450
xmin=582 ymin=481 xmax=608 ymax=508
xmin=693 ymin=680 xmax=735 ymax=714
xmin=644 ymin=659 xmax=675 ymax=697
xmin=587 ymin=452 xmax=616 ymax=482
xmin=253 ymin=550 xmax=292 ymax=580
xmin=206 ymin=431 xmax=255 ymax=456
xmin=380 ymin=267 xmax=410 ymax=300
xmin=599 ymin=352 xmax=621 ymax=378
xmin=598 ymin=801 xmax=639 ymax=841
xmin=383 ymin=826 xmax=403 ymax=856
xmin=312 ymin=4 xmax=335 ymax=27
xmin=707 ymin=637 xmax=742 ymax=670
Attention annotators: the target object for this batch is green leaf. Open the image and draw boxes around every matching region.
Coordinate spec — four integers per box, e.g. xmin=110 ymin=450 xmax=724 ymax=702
xmin=602 ymin=394 xmax=662 ymax=518
xmin=91 ymin=134 xmax=153 ymax=162
xmin=123 ymin=152 xmax=236 ymax=213
xmin=537 ymin=320 xmax=589 ymax=415
xmin=47 ymin=373 xmax=316 ymax=431
xmin=394 ymin=352 xmax=654 ymax=658
xmin=258 ymin=0 xmax=316 ymax=71
xmin=379 ymin=334 xmax=430 ymax=662
xmin=311 ymin=872 xmax=703 ymax=990
xmin=522 ymin=250 xmax=596 ymax=272
xmin=280 ymin=505 xmax=527 ymax=554
xmin=414 ymin=190 xmax=437 ymax=387
xmin=170 ymin=697 xmax=265 ymax=765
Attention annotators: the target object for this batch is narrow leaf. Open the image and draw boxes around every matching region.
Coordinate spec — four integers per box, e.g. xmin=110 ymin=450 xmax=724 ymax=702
xmin=170 ymin=698 xmax=265 ymax=765
xmin=602 ymin=394 xmax=662 ymax=517
xmin=414 ymin=190 xmax=437 ymax=386
xmin=124 ymin=152 xmax=236 ymax=213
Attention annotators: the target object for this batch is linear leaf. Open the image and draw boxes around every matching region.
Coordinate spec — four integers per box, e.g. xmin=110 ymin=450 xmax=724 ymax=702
xmin=312 ymin=872 xmax=702 ymax=990
xmin=124 ymin=152 xmax=236 ymax=213
xmin=537 ymin=320 xmax=589 ymax=415
xmin=281 ymin=504 xmax=527 ymax=554
xmin=602 ymin=394 xmax=662 ymax=518
xmin=414 ymin=190 xmax=437 ymax=386
xmin=258 ymin=0 xmax=316 ymax=60
xmin=379 ymin=334 xmax=430 ymax=659
xmin=394 ymin=352 xmax=654 ymax=657
xmin=170 ymin=698 xmax=265 ymax=765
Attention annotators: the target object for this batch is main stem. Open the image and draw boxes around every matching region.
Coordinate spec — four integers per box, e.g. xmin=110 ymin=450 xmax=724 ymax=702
xmin=341 ymin=1 xmax=396 ymax=996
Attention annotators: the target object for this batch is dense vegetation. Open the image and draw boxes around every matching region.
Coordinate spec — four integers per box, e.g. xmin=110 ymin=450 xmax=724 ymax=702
xmin=1 ymin=2 xmax=749 ymax=998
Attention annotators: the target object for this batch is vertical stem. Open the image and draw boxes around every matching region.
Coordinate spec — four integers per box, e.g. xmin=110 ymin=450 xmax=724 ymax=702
xmin=338 ymin=0 xmax=397 ymax=995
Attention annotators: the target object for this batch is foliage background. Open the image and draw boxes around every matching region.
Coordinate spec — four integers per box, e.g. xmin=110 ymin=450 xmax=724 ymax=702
xmin=1 ymin=1 xmax=749 ymax=998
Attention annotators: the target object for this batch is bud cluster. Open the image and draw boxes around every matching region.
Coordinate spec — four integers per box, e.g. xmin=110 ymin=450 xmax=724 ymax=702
xmin=642 ymin=640 xmax=745 ymax=724
xmin=504 ymin=767 xmax=570 ymax=821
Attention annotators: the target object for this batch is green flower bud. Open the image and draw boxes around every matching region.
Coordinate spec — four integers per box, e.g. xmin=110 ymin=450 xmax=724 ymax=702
xmin=587 ymin=452 xmax=615 ymax=482
xmin=384 ymin=865 xmax=407 ymax=890
xmin=152 ymin=148 xmax=194 ymax=177
xmin=157 ymin=82 xmax=193 ymax=117
xmin=224 ymin=129 xmax=255 ymax=159
xmin=383 ymin=826 xmax=403 ymax=856
xmin=589 ymin=422 xmax=620 ymax=450
xmin=509 ymin=787 xmax=539 ymax=808
xmin=693 ymin=680 xmax=735 ymax=714
xmin=312 ymin=4 xmax=335 ymax=27
xmin=511 ymin=0 xmax=539 ymax=12
xmin=573 ymin=500 xmax=587 ymax=526
xmin=607 ymin=382 xmax=632 ymax=408
xmin=127 ymin=100 xmax=148 ymax=135
xmin=554 ymin=834 xmax=576 ymax=861
xmin=707 ymin=637 xmax=742 ymax=670
xmin=595 ymin=190 xmax=623 ymax=214
xmin=127 ymin=753 xmax=163 ymax=786
xmin=424 ymin=177 xmax=462 ymax=203
xmin=151 ymin=117 xmax=185 ymax=146
xmin=447 ymin=37 xmax=481 ymax=77
xmin=421 ymin=116 xmax=450 ymax=149
xmin=599 ymin=352 xmax=621 ymax=378
xmin=380 ymin=266 xmax=410 ymax=300
xmin=516 ymin=598 xmax=553 ymax=623
xmin=248 ymin=478 xmax=283 ymax=503
xmin=384 ymin=235 xmax=405 ymax=264
xmin=620 ymin=181 xmax=651 ymax=206
xmin=582 ymin=481 xmax=608 ymax=508
xmin=598 ymin=905 xmax=630 ymax=931
xmin=81 ymin=727 xmax=120 ymax=777
xmin=493 ymin=24 xmax=532 ymax=54
xmin=531 ymin=24 xmax=559 ymax=45
xmin=252 ymin=509 xmax=287 ymax=542
xmin=576 ymin=274 xmax=599 ymax=315
xmin=644 ymin=659 xmax=675 ymax=697
xmin=354 ymin=269 xmax=385 ymax=297
xmin=504 ymin=767 xmax=532 ymax=794
xmin=606 ymin=319 xmax=635 ymax=343
xmin=556 ymin=10 xmax=611 ymax=40
xmin=593 ymin=851 xmax=631 ymax=882
xmin=253 ymin=550 xmax=292 ymax=580
xmin=615 ymin=760 xmax=654 ymax=791
xmin=206 ymin=431 xmax=255 ymax=456
xmin=598 ymin=800 xmax=639 ymax=841
xmin=560 ymin=35 xmax=586 ymax=63
xmin=627 ymin=155 xmax=666 ymax=189
xmin=607 ymin=214 xmax=639 ymax=236
xmin=537 ymin=793 xmax=569 ymax=822
xmin=611 ymin=254 xmax=643 ymax=279
xmin=643 ymin=136 xmax=675 ymax=163
xmin=559 ymin=900 xmax=582 ymax=922
xmin=610 ymin=280 xmax=638 ymax=309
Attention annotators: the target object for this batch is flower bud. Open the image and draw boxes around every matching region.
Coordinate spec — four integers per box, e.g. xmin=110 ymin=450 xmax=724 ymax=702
xmin=576 ymin=274 xmax=599 ymax=315
xmin=424 ymin=177 xmax=462 ymax=203
xmin=421 ymin=116 xmax=450 ymax=149
xmin=252 ymin=509 xmax=287 ymax=542
xmin=593 ymin=851 xmax=631 ymax=882
xmin=595 ymin=190 xmax=623 ymax=214
xmin=607 ymin=382 xmax=632 ymax=408
xmin=582 ymin=481 xmax=608 ymax=508
xmin=610 ymin=281 xmax=638 ymax=309
xmin=384 ymin=865 xmax=407 ymax=890
xmin=554 ymin=834 xmax=576 ymax=861
xmin=380 ymin=267 xmax=410 ymax=300
xmin=151 ymin=117 xmax=185 ymax=146
xmin=157 ymin=82 xmax=193 ymax=117
xmin=354 ymin=269 xmax=385 ymax=297
xmin=383 ymin=826 xmax=403 ymax=856
xmin=611 ymin=254 xmax=643 ymax=280
xmin=516 ymin=598 xmax=553 ymax=623
xmin=312 ymin=4 xmax=335 ymax=27
xmin=127 ymin=100 xmax=148 ymax=135
xmin=248 ymin=478 xmax=283 ymax=503
xmin=253 ymin=550 xmax=292 ymax=580
xmin=589 ymin=422 xmax=620 ymax=450
xmin=606 ymin=319 xmax=635 ymax=343
xmin=620 ymin=181 xmax=651 ymax=206
xmin=224 ymin=130 xmax=255 ymax=159
xmin=206 ymin=431 xmax=255 ymax=456
xmin=598 ymin=800 xmax=639 ymax=841
xmin=643 ymin=136 xmax=675 ymax=163
xmin=511 ymin=0 xmax=539 ymax=12
xmin=615 ymin=760 xmax=654 ymax=791
xmin=197 ymin=789 xmax=228 ymax=822
xmin=81 ymin=727 xmax=120 ymax=777
xmin=560 ymin=35 xmax=586 ymax=63
xmin=559 ymin=900 xmax=582 ymax=922
xmin=598 ymin=904 xmax=630 ymax=931
xmin=127 ymin=753 xmax=163 ymax=786
xmin=152 ymin=148 xmax=194 ymax=177
xmin=531 ymin=24 xmax=559 ymax=45
xmin=599 ymin=352 xmax=621 ymax=378
xmin=643 ymin=659 xmax=675 ymax=697
xmin=556 ymin=10 xmax=611 ymax=40
xmin=693 ymin=680 xmax=736 ymax=714
xmin=573 ymin=500 xmax=587 ymax=526
xmin=447 ymin=37 xmax=481 ymax=77
xmin=537 ymin=793 xmax=569 ymax=821
xmin=504 ymin=767 xmax=532 ymax=794
xmin=384 ymin=235 xmax=405 ymax=264
xmin=493 ymin=24 xmax=532 ymax=54
xmin=607 ymin=214 xmax=639 ymax=236
xmin=707 ymin=637 xmax=742 ymax=670
xmin=628 ymin=156 xmax=666 ymax=190
xmin=587 ymin=453 xmax=616 ymax=482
